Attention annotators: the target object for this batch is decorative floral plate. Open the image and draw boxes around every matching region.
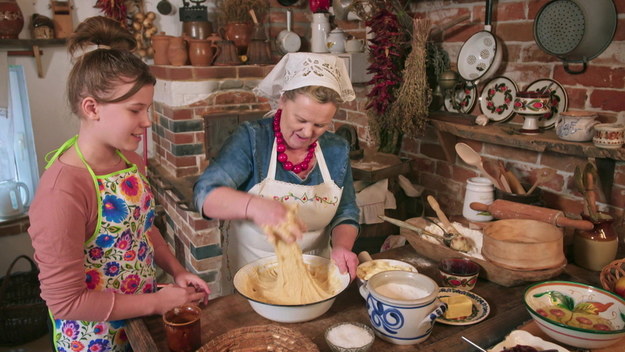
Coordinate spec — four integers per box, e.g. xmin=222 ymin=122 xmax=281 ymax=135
xmin=488 ymin=330 xmax=570 ymax=352
xmin=525 ymin=79 xmax=568 ymax=129
xmin=436 ymin=288 xmax=490 ymax=326
xmin=479 ymin=76 xmax=518 ymax=122
xmin=444 ymin=82 xmax=478 ymax=114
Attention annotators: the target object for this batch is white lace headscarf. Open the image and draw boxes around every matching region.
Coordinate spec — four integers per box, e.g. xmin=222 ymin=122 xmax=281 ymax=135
xmin=254 ymin=53 xmax=355 ymax=109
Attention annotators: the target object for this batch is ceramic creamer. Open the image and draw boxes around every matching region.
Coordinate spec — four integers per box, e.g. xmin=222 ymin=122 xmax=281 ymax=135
xmin=555 ymin=110 xmax=599 ymax=142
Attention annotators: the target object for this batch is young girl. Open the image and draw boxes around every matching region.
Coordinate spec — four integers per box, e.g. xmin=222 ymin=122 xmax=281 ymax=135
xmin=28 ymin=16 xmax=210 ymax=351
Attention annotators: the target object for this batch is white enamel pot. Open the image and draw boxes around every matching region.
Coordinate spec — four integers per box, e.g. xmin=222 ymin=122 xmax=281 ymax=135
xmin=457 ymin=0 xmax=502 ymax=85
xmin=276 ymin=9 xmax=301 ymax=54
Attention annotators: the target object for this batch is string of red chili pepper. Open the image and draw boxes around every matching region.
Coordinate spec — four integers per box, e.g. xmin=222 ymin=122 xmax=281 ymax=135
xmin=364 ymin=8 xmax=408 ymax=116
xmin=95 ymin=0 xmax=128 ymax=24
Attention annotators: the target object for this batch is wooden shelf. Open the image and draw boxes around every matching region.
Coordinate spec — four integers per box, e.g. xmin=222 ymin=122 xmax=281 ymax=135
xmin=0 ymin=38 xmax=67 ymax=78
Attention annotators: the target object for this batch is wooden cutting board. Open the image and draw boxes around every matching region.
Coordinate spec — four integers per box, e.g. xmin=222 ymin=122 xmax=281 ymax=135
xmin=400 ymin=218 xmax=566 ymax=287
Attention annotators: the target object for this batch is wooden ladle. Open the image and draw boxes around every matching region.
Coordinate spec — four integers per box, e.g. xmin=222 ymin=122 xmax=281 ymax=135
xmin=455 ymin=143 xmax=501 ymax=189
xmin=527 ymin=168 xmax=557 ymax=194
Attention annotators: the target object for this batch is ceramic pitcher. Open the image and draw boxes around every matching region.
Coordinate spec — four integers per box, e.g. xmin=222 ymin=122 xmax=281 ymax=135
xmin=167 ymin=36 xmax=188 ymax=66
xmin=359 ymin=271 xmax=446 ymax=345
xmin=187 ymin=38 xmax=218 ymax=66
xmin=326 ymin=28 xmax=346 ymax=53
xmin=0 ymin=180 xmax=29 ymax=219
xmin=555 ymin=110 xmax=598 ymax=142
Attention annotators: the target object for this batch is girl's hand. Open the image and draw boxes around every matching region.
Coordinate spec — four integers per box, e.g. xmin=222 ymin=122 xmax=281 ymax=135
xmin=173 ymin=272 xmax=211 ymax=305
xmin=331 ymin=246 xmax=358 ymax=281
xmin=247 ymin=198 xmax=305 ymax=243
xmin=155 ymin=285 xmax=207 ymax=315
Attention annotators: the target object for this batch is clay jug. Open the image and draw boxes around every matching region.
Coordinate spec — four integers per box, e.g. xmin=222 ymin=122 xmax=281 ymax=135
xmin=213 ymin=40 xmax=241 ymax=66
xmin=0 ymin=0 xmax=24 ymax=39
xmin=182 ymin=21 xmax=213 ymax=40
xmin=220 ymin=23 xmax=253 ymax=56
xmin=167 ymin=36 xmax=188 ymax=66
xmin=187 ymin=38 xmax=218 ymax=66
xmin=151 ymin=34 xmax=171 ymax=65
xmin=573 ymin=214 xmax=618 ymax=271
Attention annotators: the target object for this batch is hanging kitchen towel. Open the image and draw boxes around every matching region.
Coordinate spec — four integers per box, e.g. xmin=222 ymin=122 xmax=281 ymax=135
xmin=0 ymin=51 xmax=8 ymax=119
xmin=355 ymin=178 xmax=396 ymax=224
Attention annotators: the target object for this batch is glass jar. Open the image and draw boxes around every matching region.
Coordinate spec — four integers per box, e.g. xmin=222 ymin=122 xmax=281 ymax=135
xmin=573 ymin=214 xmax=618 ymax=271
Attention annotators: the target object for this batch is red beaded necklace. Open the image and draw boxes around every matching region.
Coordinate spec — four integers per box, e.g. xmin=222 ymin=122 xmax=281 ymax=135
xmin=273 ymin=109 xmax=317 ymax=174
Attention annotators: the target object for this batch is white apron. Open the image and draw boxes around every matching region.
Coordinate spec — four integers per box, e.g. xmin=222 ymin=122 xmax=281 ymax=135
xmin=224 ymin=139 xmax=343 ymax=283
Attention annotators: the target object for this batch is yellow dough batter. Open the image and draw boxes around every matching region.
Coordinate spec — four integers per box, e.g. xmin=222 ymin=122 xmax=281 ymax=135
xmin=243 ymin=205 xmax=339 ymax=305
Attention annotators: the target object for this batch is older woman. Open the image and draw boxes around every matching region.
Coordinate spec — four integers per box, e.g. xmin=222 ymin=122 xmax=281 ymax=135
xmin=193 ymin=53 xmax=360 ymax=287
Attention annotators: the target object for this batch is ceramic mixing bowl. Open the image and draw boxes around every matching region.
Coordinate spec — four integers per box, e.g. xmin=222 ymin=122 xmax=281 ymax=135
xmin=524 ymin=281 xmax=625 ymax=349
xmin=233 ymin=254 xmax=350 ymax=323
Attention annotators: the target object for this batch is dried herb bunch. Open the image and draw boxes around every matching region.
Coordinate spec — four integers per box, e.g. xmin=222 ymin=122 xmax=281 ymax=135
xmin=215 ymin=0 xmax=269 ymax=25
xmin=388 ymin=18 xmax=432 ymax=138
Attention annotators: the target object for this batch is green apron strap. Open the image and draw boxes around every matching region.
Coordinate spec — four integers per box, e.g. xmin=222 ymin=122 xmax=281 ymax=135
xmin=44 ymin=135 xmax=78 ymax=170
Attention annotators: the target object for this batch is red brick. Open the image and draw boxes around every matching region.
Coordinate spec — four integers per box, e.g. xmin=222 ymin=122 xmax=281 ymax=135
xmin=173 ymin=156 xmax=198 ymax=168
xmin=615 ymin=164 xmax=625 ymax=186
xmin=495 ymin=22 xmax=534 ymax=43
xmin=485 ymin=144 xmax=538 ymax=163
xmin=542 ymin=193 xmax=584 ymax=215
xmin=172 ymin=108 xmax=193 ymax=120
xmin=420 ymin=142 xmax=447 ymax=161
xmin=150 ymin=65 xmax=168 ymax=79
xmin=554 ymin=66 xmax=625 ymax=89
xmin=528 ymin=0 xmax=551 ymax=20
xmin=238 ymin=65 xmax=272 ymax=78
xmin=541 ymin=152 xmax=587 ymax=173
xmin=611 ymin=185 xmax=625 ymax=208
xmin=589 ymin=89 xmax=625 ymax=112
xmin=195 ymin=66 xmax=237 ymax=80
xmin=401 ymin=138 xmax=420 ymax=156
xmin=168 ymin=67 xmax=194 ymax=81
xmin=450 ymin=164 xmax=479 ymax=183
xmin=334 ymin=109 xmax=347 ymax=121
xmin=616 ymin=18 xmax=625 ymax=41
xmin=173 ymin=132 xmax=195 ymax=146
xmin=214 ymin=91 xmax=257 ymax=105
xmin=564 ymin=88 xmax=588 ymax=110
xmin=495 ymin=2 xmax=527 ymax=21
xmin=346 ymin=112 xmax=369 ymax=126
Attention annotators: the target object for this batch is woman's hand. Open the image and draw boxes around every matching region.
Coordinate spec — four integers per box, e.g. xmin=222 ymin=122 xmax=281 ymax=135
xmin=331 ymin=245 xmax=358 ymax=281
xmin=248 ymin=197 xmax=305 ymax=243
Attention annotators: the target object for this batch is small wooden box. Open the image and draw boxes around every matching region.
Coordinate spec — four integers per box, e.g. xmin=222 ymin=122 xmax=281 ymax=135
xmin=51 ymin=1 xmax=73 ymax=38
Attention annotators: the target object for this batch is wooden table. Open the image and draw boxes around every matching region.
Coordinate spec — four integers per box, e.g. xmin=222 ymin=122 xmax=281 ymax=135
xmin=126 ymin=245 xmax=618 ymax=351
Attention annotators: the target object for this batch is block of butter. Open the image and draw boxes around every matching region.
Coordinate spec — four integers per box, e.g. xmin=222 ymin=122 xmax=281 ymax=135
xmin=440 ymin=295 xmax=473 ymax=319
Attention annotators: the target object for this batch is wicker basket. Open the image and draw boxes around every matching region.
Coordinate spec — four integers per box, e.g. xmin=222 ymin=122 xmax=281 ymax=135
xmin=198 ymin=324 xmax=319 ymax=352
xmin=0 ymin=255 xmax=49 ymax=346
xmin=600 ymin=258 xmax=625 ymax=293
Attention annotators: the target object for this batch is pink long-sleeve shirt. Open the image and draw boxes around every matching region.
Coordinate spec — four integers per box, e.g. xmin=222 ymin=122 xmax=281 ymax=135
xmin=28 ymin=151 xmax=169 ymax=321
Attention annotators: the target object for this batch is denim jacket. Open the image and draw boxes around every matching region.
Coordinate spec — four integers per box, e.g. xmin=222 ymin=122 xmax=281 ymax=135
xmin=193 ymin=117 xmax=360 ymax=232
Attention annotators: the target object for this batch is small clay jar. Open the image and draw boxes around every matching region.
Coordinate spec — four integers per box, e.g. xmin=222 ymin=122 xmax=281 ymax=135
xmin=0 ymin=0 xmax=24 ymax=39
xmin=167 ymin=36 xmax=188 ymax=66
xmin=573 ymin=214 xmax=618 ymax=271
xmin=151 ymin=34 xmax=171 ymax=65
xmin=187 ymin=38 xmax=218 ymax=66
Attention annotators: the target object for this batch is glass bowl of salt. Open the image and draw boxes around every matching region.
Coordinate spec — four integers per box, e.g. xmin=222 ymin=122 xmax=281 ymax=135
xmin=325 ymin=322 xmax=375 ymax=352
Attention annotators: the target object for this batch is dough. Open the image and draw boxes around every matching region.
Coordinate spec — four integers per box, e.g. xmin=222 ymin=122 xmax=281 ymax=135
xmin=243 ymin=205 xmax=338 ymax=305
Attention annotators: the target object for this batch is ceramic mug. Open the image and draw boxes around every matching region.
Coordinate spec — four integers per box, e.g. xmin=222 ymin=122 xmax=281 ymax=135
xmin=593 ymin=123 xmax=625 ymax=149
xmin=359 ymin=271 xmax=446 ymax=345
xmin=345 ymin=38 xmax=364 ymax=53
xmin=438 ymin=258 xmax=480 ymax=291
xmin=0 ymin=180 xmax=30 ymax=220
xmin=462 ymin=177 xmax=494 ymax=222
xmin=163 ymin=304 xmax=202 ymax=352
xmin=555 ymin=110 xmax=598 ymax=142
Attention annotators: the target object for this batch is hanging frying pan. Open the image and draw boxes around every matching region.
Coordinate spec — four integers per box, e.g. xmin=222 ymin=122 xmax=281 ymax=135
xmin=534 ymin=0 xmax=616 ymax=74
xmin=457 ymin=0 xmax=502 ymax=85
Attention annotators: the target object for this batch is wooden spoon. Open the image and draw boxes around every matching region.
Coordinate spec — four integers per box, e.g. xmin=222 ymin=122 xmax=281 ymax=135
xmin=527 ymin=168 xmax=557 ymax=194
xmin=455 ymin=143 xmax=501 ymax=189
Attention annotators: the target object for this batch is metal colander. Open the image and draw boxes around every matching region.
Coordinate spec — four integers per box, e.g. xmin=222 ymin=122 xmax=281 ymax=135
xmin=535 ymin=0 xmax=585 ymax=55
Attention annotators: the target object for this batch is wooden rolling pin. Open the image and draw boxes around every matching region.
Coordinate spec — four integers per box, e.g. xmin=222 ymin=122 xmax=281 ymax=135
xmin=470 ymin=199 xmax=594 ymax=231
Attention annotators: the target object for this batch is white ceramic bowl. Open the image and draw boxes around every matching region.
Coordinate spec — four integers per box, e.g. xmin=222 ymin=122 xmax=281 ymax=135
xmin=524 ymin=281 xmax=625 ymax=349
xmin=356 ymin=259 xmax=418 ymax=287
xmin=233 ymin=254 xmax=350 ymax=323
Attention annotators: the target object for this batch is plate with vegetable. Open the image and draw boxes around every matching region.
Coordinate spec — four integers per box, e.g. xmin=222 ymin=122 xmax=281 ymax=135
xmin=488 ymin=330 xmax=569 ymax=352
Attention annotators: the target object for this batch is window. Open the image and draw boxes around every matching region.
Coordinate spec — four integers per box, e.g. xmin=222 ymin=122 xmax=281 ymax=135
xmin=0 ymin=65 xmax=39 ymax=212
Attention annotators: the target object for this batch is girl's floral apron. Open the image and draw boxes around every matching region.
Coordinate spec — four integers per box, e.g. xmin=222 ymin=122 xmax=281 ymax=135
xmin=225 ymin=139 xmax=343 ymax=281
xmin=46 ymin=136 xmax=157 ymax=352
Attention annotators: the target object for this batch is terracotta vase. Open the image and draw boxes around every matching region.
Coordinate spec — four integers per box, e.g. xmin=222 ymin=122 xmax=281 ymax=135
xmin=187 ymin=38 xmax=218 ymax=66
xmin=220 ymin=22 xmax=253 ymax=56
xmin=167 ymin=36 xmax=188 ymax=66
xmin=151 ymin=34 xmax=171 ymax=65
xmin=0 ymin=0 xmax=24 ymax=39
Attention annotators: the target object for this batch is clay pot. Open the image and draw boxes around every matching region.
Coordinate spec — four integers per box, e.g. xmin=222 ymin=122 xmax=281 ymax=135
xmin=220 ymin=22 xmax=253 ymax=56
xmin=213 ymin=40 xmax=241 ymax=66
xmin=0 ymin=0 xmax=24 ymax=39
xmin=187 ymin=38 xmax=218 ymax=66
xmin=167 ymin=36 xmax=188 ymax=66
xmin=151 ymin=34 xmax=171 ymax=65
xmin=182 ymin=21 xmax=213 ymax=40
xmin=574 ymin=214 xmax=618 ymax=271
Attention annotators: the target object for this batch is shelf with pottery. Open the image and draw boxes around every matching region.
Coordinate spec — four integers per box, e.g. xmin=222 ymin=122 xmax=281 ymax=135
xmin=0 ymin=38 xmax=67 ymax=78
xmin=429 ymin=111 xmax=625 ymax=162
